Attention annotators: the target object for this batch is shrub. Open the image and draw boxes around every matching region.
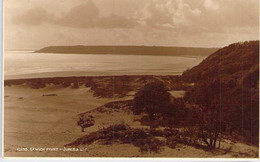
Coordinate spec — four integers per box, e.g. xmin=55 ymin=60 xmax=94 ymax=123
xmin=66 ymin=124 xmax=165 ymax=153
xmin=72 ymin=82 xmax=79 ymax=89
xmin=77 ymin=115 xmax=95 ymax=132
xmin=62 ymin=82 xmax=71 ymax=88
xmin=135 ymin=138 xmax=165 ymax=153
xmin=133 ymin=81 xmax=171 ymax=119
xmin=149 ymin=128 xmax=165 ymax=137
xmin=163 ymin=128 xmax=179 ymax=137
xmin=166 ymin=136 xmax=178 ymax=149
xmin=27 ymin=81 xmax=46 ymax=89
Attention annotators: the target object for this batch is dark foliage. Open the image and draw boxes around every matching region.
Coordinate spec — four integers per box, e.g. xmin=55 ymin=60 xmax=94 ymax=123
xmin=136 ymin=97 xmax=199 ymax=129
xmin=133 ymin=81 xmax=172 ymax=119
xmin=27 ymin=80 xmax=46 ymax=89
xmin=182 ymin=41 xmax=259 ymax=83
xmin=66 ymin=124 xmax=166 ymax=153
xmin=66 ymin=123 xmax=215 ymax=153
xmin=183 ymin=41 xmax=259 ymax=146
xmin=77 ymin=115 xmax=95 ymax=132
xmin=72 ymin=82 xmax=79 ymax=89
xmin=185 ymin=77 xmax=223 ymax=148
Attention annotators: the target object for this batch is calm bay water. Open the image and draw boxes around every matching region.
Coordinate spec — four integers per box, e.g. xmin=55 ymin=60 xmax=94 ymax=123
xmin=4 ymin=51 xmax=204 ymax=79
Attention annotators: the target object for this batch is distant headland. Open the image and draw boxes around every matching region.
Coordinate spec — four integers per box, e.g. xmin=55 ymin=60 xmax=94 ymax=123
xmin=35 ymin=45 xmax=219 ymax=57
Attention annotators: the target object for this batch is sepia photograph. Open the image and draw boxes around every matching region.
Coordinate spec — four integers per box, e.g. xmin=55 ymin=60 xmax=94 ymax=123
xmin=3 ymin=0 xmax=259 ymax=158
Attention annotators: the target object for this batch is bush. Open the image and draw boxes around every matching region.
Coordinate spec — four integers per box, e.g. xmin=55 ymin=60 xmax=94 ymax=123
xmin=133 ymin=81 xmax=171 ymax=119
xmin=166 ymin=134 xmax=192 ymax=148
xmin=77 ymin=115 xmax=95 ymax=132
xmin=67 ymin=124 xmax=209 ymax=153
xmin=166 ymin=136 xmax=178 ymax=149
xmin=72 ymin=82 xmax=79 ymax=89
xmin=62 ymin=82 xmax=71 ymax=88
xmin=27 ymin=81 xmax=46 ymax=89
xmin=66 ymin=124 xmax=165 ymax=153
xmin=149 ymin=128 xmax=165 ymax=137
xmin=135 ymin=138 xmax=165 ymax=153
xmin=163 ymin=128 xmax=179 ymax=137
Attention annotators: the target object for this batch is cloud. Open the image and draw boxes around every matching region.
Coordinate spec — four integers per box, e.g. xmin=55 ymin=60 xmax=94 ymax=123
xmin=12 ymin=0 xmax=136 ymax=29
xmin=97 ymin=14 xmax=136 ymax=28
xmin=6 ymin=0 xmax=259 ymax=49
xmin=12 ymin=7 xmax=55 ymax=25
xmin=135 ymin=0 xmax=259 ymax=33
xmin=56 ymin=1 xmax=99 ymax=28
xmin=134 ymin=0 xmax=203 ymax=29
xmin=204 ymin=0 xmax=219 ymax=11
xmin=12 ymin=0 xmax=259 ymax=32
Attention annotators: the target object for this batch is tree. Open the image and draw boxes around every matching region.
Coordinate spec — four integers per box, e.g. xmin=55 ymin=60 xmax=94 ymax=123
xmin=185 ymin=77 xmax=223 ymax=149
xmin=77 ymin=115 xmax=95 ymax=132
xmin=133 ymin=81 xmax=171 ymax=120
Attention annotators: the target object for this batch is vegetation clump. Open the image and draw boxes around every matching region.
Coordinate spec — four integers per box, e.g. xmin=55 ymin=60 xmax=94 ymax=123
xmin=66 ymin=124 xmax=166 ymax=153
xmin=66 ymin=123 xmax=212 ymax=153
xmin=77 ymin=115 xmax=95 ymax=132
xmin=133 ymin=81 xmax=172 ymax=119
xmin=133 ymin=81 xmax=198 ymax=129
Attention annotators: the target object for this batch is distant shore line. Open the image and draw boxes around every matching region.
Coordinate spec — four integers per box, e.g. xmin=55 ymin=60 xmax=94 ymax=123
xmin=4 ymin=74 xmax=181 ymax=81
xmin=34 ymin=45 xmax=219 ymax=57
xmin=4 ymin=71 xmax=183 ymax=80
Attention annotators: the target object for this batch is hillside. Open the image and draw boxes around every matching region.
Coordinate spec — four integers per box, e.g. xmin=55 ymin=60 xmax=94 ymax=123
xmin=182 ymin=41 xmax=259 ymax=83
xmin=182 ymin=40 xmax=259 ymax=145
xmin=34 ymin=45 xmax=219 ymax=57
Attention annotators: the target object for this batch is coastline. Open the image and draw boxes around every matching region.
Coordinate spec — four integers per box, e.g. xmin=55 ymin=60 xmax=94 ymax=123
xmin=34 ymin=45 xmax=219 ymax=57
xmin=4 ymin=72 xmax=182 ymax=80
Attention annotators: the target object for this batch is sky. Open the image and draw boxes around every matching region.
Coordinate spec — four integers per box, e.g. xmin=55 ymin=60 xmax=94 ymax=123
xmin=4 ymin=0 xmax=259 ymax=49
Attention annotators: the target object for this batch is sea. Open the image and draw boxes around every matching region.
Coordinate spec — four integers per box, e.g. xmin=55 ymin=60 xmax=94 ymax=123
xmin=4 ymin=50 xmax=204 ymax=79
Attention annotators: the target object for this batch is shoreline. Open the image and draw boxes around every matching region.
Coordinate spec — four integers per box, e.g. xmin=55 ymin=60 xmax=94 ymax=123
xmin=33 ymin=52 xmax=208 ymax=59
xmin=4 ymin=72 xmax=182 ymax=80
